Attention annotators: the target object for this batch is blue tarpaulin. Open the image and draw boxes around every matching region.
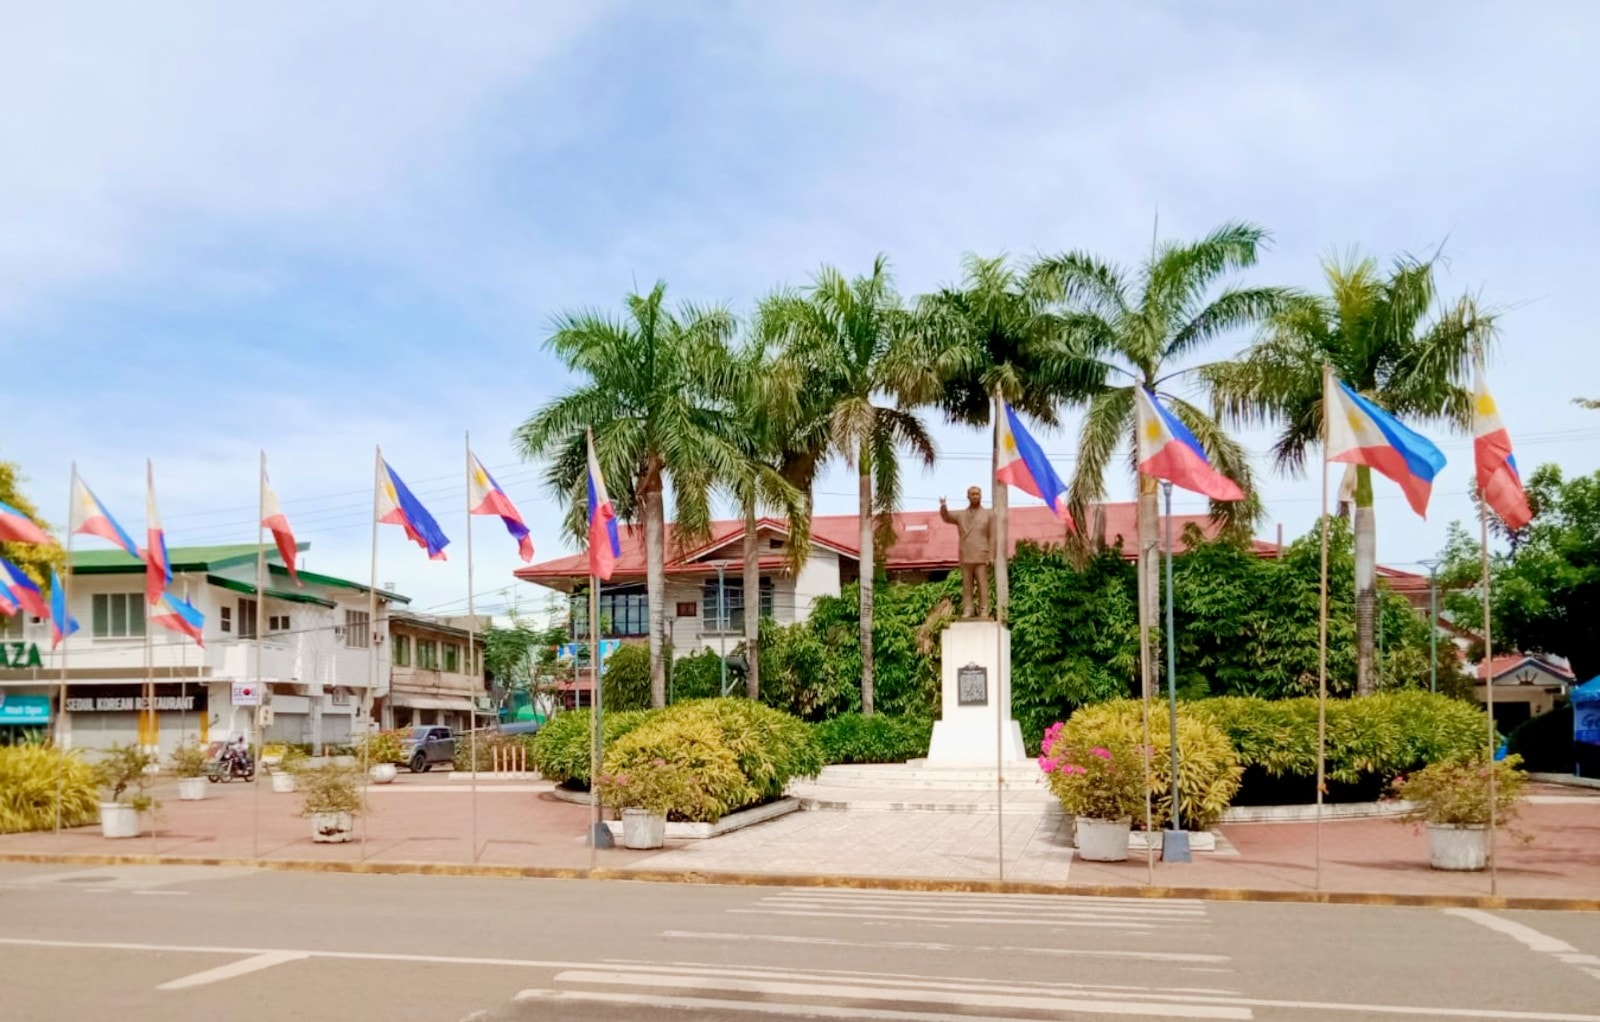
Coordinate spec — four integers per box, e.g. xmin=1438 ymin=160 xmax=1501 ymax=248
xmin=1574 ymin=676 xmax=1600 ymax=748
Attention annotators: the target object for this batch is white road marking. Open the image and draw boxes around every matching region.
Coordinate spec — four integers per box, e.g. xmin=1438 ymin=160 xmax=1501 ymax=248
xmin=517 ymin=987 xmax=1227 ymax=1022
xmin=659 ymin=929 xmax=1232 ymax=963
xmin=728 ymin=907 xmax=1162 ymax=928
xmin=549 ymin=969 xmax=1253 ymax=1019
xmin=764 ymin=894 xmax=1205 ymax=916
xmin=764 ymin=889 xmax=1204 ymax=908
xmin=1444 ymin=909 xmax=1578 ymax=954
xmin=132 ymin=890 xmax=191 ymax=897
xmin=157 ymin=951 xmax=308 ymax=991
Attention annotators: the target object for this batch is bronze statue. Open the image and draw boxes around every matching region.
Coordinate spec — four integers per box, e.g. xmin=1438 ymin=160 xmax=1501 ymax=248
xmin=939 ymin=486 xmax=994 ymax=618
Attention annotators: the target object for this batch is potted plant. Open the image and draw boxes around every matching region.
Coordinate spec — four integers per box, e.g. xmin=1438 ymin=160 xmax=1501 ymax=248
xmin=298 ymin=765 xmax=363 ymax=843
xmin=96 ymin=743 xmax=159 ymax=839
xmin=273 ymin=745 xmax=308 ymax=793
xmin=1392 ymin=754 xmax=1526 ymax=871
xmin=596 ymin=758 xmax=692 ymax=849
xmin=1039 ymin=724 xmax=1146 ymax=862
xmin=169 ymin=742 xmax=209 ymax=801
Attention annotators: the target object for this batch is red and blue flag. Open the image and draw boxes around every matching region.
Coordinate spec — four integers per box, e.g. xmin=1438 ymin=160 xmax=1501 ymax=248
xmin=1134 ymin=387 xmax=1245 ymax=501
xmin=0 ymin=500 xmax=52 ymax=546
xmin=151 ymin=590 xmax=205 ymax=647
xmin=996 ymin=402 xmax=1076 ymax=531
xmin=1325 ymin=378 xmax=1446 ymax=518
xmin=586 ymin=432 xmax=620 ymax=581
xmin=378 ymin=458 xmax=450 ymax=561
xmin=468 ymin=452 xmax=534 ymax=562
xmin=1 ymin=557 xmax=48 ymax=618
xmin=69 ymin=474 xmax=141 ymax=557
xmin=49 ymin=568 xmax=77 ymax=649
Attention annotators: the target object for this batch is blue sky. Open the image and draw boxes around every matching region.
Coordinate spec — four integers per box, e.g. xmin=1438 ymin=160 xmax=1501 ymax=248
xmin=3 ymin=2 xmax=1597 ymax=616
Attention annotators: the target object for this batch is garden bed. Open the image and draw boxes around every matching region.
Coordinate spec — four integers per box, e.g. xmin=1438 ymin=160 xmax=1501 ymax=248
xmin=602 ymin=797 xmax=801 ymax=841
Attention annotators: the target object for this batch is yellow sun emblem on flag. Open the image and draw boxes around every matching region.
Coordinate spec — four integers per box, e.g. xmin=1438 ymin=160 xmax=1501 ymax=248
xmin=1003 ymin=432 xmax=1018 ymax=455
xmin=1346 ymin=410 xmax=1367 ymax=435
xmin=1476 ymin=392 xmax=1497 ymax=417
xmin=1142 ymin=419 xmax=1164 ymax=443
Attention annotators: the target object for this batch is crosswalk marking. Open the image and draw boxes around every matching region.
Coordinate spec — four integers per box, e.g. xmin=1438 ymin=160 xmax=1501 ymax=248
xmin=733 ymin=887 xmax=1212 ymax=931
xmin=659 ymin=929 xmax=1233 ymax=964
xmin=729 ymin=908 xmax=1183 ymax=928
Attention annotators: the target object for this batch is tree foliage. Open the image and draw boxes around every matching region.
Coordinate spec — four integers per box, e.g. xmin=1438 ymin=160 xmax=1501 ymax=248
xmin=0 ymin=459 xmax=64 ymax=587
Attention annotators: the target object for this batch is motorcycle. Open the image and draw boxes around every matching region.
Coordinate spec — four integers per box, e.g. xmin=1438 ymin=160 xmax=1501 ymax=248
xmin=205 ymin=743 xmax=256 ymax=783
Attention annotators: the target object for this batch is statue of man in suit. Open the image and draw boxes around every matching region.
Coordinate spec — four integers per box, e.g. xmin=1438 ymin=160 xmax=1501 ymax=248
xmin=939 ymin=486 xmax=994 ymax=618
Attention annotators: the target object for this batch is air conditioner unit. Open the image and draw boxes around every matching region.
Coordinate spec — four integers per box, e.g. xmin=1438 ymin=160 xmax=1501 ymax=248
xmin=333 ymin=625 xmax=345 ymax=638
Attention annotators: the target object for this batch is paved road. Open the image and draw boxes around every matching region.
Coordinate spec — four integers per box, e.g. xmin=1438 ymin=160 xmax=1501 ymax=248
xmin=1 ymin=862 xmax=1597 ymax=1021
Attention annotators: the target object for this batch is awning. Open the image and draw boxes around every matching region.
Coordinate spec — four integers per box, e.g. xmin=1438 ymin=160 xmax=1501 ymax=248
xmin=389 ymin=693 xmax=476 ymax=712
xmin=206 ymin=575 xmax=336 ymax=608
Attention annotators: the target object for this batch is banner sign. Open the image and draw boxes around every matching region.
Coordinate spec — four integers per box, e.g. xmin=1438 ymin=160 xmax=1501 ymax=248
xmin=64 ymin=684 xmax=207 ymax=714
xmin=0 ymin=692 xmax=50 ymax=725
xmin=231 ymin=681 xmax=262 ymax=706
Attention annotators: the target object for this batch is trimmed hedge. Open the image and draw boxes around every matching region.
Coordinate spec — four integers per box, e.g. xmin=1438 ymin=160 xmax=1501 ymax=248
xmin=0 ymin=744 xmax=100 ymax=833
xmin=813 ymin=714 xmax=932 ymax=764
xmin=531 ymin=708 xmax=652 ymax=786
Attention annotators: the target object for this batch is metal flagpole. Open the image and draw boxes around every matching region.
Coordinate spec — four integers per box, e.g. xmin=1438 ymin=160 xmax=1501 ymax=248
xmin=55 ymin=466 xmax=77 ymax=834
xmin=1480 ymin=503 xmax=1498 ymax=896
xmin=146 ymin=459 xmax=157 ymax=854
xmin=991 ymin=390 xmax=1005 ymax=883
xmin=363 ymin=445 xmax=381 ymax=859
xmin=1137 ymin=525 xmax=1155 ymax=884
xmin=465 ymin=431 xmax=480 ymax=864
xmin=1161 ymin=481 xmax=1189 ymax=862
xmin=588 ymin=574 xmax=603 ymax=864
xmin=253 ymin=451 xmax=266 ymax=859
xmin=1316 ymin=365 xmax=1332 ymax=891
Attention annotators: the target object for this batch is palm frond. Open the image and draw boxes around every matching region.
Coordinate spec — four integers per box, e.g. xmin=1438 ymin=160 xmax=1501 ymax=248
xmin=1162 ymin=394 xmax=1261 ymax=531
xmin=1068 ymin=386 xmax=1134 ymax=520
xmin=1163 ymin=285 xmax=1298 ymax=362
xmin=1028 ymin=250 xmax=1131 ymax=325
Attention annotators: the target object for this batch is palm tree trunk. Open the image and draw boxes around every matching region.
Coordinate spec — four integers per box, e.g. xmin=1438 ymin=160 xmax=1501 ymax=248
xmin=1137 ymin=474 xmax=1160 ymax=700
xmin=858 ymin=442 xmax=875 ymax=717
xmin=743 ymin=496 xmax=760 ymax=701
xmin=1353 ymin=465 xmax=1377 ymax=696
xmin=644 ymin=479 xmax=667 ymax=709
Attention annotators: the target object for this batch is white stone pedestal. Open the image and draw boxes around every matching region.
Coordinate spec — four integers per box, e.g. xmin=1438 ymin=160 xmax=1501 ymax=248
xmin=926 ymin=620 xmax=1027 ymax=766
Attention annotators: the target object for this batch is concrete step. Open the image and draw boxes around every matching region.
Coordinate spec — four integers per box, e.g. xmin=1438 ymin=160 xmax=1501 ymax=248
xmin=814 ymin=763 xmax=1049 ymax=790
xmin=798 ymin=795 xmax=1062 ymax=815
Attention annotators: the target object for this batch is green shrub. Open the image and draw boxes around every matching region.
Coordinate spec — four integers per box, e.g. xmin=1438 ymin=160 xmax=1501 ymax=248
xmin=670 ymin=650 xmax=725 ymax=701
xmin=1039 ymin=726 xmax=1146 ymax=821
xmin=1392 ymin=754 xmax=1526 ymax=827
xmin=601 ymin=644 xmax=652 ymax=712
xmin=813 ymin=714 xmax=932 ymax=764
xmin=0 ymin=744 xmax=100 ymax=833
xmin=601 ymin=715 xmax=752 ymax=822
xmin=531 ymin=708 xmax=651 ymax=786
xmin=95 ymin=743 xmax=158 ymax=812
xmin=1054 ymin=701 xmax=1242 ymax=829
xmin=169 ymin=742 xmax=209 ymax=779
xmin=297 ymin=765 xmax=364 ymax=818
xmin=1506 ymin=702 xmax=1574 ymax=773
xmin=665 ymin=698 xmax=822 ymax=802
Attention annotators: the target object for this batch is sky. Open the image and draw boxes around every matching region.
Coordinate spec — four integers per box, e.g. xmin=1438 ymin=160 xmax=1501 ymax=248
xmin=3 ymin=2 xmax=1597 ymax=619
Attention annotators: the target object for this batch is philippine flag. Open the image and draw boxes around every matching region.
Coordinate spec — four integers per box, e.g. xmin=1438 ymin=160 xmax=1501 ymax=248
xmin=0 ymin=500 xmax=53 ymax=546
xmin=143 ymin=462 xmax=171 ymax=607
xmin=586 ymin=432 xmax=621 ymax=581
xmin=468 ymin=451 xmax=534 ymax=562
xmin=378 ymin=458 xmax=451 ymax=561
xmin=69 ymin=474 xmax=141 ymax=557
xmin=1325 ymin=378 xmax=1447 ymax=518
xmin=0 ymin=589 xmax=16 ymax=617
xmin=0 ymin=557 xmax=49 ymax=618
xmin=49 ymin=568 xmax=78 ymax=649
xmin=261 ymin=464 xmax=302 ymax=586
xmin=996 ymin=403 xmax=1076 ymax=531
xmin=151 ymin=590 xmax=205 ymax=646
xmin=1134 ymin=387 xmax=1245 ymax=501
xmin=1472 ymin=364 xmax=1533 ymax=531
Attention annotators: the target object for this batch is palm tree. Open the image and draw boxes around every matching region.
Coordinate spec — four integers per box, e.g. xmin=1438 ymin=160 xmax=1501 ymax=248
xmin=515 ymin=282 xmax=746 ymax=708
xmin=1031 ymin=222 xmax=1289 ymax=697
xmin=1207 ymin=253 xmax=1493 ymax=694
xmin=761 ymin=257 xmax=935 ymax=715
xmin=899 ymin=254 xmax=1103 ymax=613
xmin=1576 ymin=397 xmax=1599 ymax=410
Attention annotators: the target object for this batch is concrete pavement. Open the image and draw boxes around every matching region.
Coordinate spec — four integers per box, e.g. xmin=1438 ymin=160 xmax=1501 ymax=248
xmin=2 ymin=862 xmax=1599 ymax=1020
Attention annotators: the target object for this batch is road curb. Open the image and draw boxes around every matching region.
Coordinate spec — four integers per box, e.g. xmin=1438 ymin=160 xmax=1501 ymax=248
xmin=2 ymin=849 xmax=1596 ymax=912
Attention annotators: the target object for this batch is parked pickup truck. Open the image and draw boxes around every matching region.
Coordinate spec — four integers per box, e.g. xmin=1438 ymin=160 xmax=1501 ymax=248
xmin=400 ymin=726 xmax=455 ymax=773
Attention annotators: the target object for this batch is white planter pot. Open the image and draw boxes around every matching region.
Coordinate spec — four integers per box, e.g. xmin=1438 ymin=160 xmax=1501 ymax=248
xmin=311 ymin=812 xmax=354 ymax=843
xmin=1074 ymin=816 xmax=1132 ymax=862
xmin=621 ymin=808 xmax=667 ymax=849
xmin=100 ymin=803 xmax=140 ymax=839
xmin=177 ymin=777 xmax=208 ymax=801
xmin=369 ymin=763 xmax=397 ymax=784
xmin=272 ymin=772 xmax=297 ymax=794
xmin=1427 ymin=823 xmax=1489 ymax=871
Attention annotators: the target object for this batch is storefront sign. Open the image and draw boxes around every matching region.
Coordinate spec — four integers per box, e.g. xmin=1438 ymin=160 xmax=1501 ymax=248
xmin=0 ymin=693 xmax=50 ymax=725
xmin=231 ymin=681 xmax=262 ymax=706
xmin=0 ymin=642 xmax=43 ymax=669
xmin=64 ymin=684 xmax=207 ymax=714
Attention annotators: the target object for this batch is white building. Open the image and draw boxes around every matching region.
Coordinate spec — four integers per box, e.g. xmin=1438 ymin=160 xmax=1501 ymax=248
xmin=0 ymin=543 xmax=406 ymax=755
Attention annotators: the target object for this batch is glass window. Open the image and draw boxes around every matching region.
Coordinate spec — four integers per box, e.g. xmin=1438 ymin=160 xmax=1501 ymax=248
xmin=91 ymin=593 xmax=146 ymax=638
xmin=570 ymin=586 xmax=649 ymax=638
xmin=239 ymin=599 xmax=258 ymax=639
xmin=701 ymin=578 xmax=774 ymax=630
xmin=417 ymin=639 xmax=439 ymax=670
xmin=219 ymin=606 xmax=232 ymax=634
xmin=443 ymin=643 xmax=460 ymax=673
xmin=345 ymin=610 xmax=370 ymax=649
xmin=392 ymin=634 xmax=410 ymax=667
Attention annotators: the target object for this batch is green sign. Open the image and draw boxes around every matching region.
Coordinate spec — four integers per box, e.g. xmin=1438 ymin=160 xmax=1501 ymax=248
xmin=0 ymin=643 xmax=42 ymax=669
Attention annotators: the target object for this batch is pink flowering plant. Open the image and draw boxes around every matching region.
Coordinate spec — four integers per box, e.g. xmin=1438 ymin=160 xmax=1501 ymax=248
xmin=596 ymin=757 xmax=698 ymax=817
xmin=1390 ymin=754 xmax=1525 ymax=828
xmin=1038 ymin=722 xmax=1145 ymax=822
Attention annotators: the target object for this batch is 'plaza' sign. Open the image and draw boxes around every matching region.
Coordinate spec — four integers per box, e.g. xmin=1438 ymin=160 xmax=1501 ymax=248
xmin=0 ymin=642 xmax=43 ymax=669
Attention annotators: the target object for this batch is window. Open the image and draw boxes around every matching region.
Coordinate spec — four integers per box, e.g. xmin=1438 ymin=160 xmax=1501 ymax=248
xmin=570 ymin=585 xmax=649 ymax=638
xmin=392 ymin=634 xmax=411 ymax=667
xmin=675 ymin=601 xmax=697 ymax=618
xmin=219 ymin=607 xmax=232 ymax=634
xmin=344 ymin=610 xmax=370 ymax=649
xmin=238 ymin=599 xmax=258 ymax=639
xmin=702 ymin=578 xmax=774 ymax=631
xmin=443 ymin=643 xmax=460 ymax=673
xmin=417 ymin=639 xmax=439 ymax=670
xmin=269 ymin=614 xmax=290 ymax=633
xmin=91 ymin=593 xmax=146 ymax=639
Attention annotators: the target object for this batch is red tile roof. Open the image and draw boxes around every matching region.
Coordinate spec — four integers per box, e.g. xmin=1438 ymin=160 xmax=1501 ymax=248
xmin=515 ymin=503 xmax=1270 ymax=588
xmin=1477 ymin=654 xmax=1576 ymax=682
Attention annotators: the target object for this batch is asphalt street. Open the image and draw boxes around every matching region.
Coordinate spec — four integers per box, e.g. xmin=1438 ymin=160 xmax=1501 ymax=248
xmin=0 ymin=862 xmax=1597 ymax=1021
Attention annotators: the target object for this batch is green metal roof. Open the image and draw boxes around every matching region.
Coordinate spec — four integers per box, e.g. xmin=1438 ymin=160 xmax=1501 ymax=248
xmin=267 ymin=563 xmax=410 ymax=604
xmin=72 ymin=544 xmax=267 ymax=574
xmin=206 ymin=575 xmax=337 ymax=608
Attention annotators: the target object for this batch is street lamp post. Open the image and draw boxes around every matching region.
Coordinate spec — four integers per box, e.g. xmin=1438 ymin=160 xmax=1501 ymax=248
xmin=1160 ymin=481 xmax=1190 ymax=863
xmin=711 ymin=561 xmax=732 ymax=695
xmin=1419 ymin=557 xmax=1443 ymax=694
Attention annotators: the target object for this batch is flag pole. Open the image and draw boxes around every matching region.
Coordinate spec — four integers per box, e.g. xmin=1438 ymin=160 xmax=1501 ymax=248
xmin=1316 ymin=364 xmax=1332 ymax=892
xmin=589 ymin=572 xmax=602 ymax=866
xmin=991 ymin=390 xmax=1006 ymax=882
xmin=465 ymin=431 xmax=480 ymax=864
xmin=1480 ymin=500 xmax=1498 ymax=895
xmin=254 ymin=450 xmax=267 ymax=859
xmin=55 ymin=464 xmax=78 ymax=834
xmin=363 ymin=444 xmax=381 ymax=859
